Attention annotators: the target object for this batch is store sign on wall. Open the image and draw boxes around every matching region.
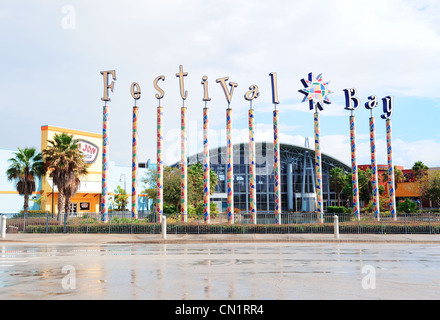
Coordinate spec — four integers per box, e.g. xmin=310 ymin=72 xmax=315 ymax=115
xmin=78 ymin=140 xmax=99 ymax=163
xmin=79 ymin=202 xmax=90 ymax=211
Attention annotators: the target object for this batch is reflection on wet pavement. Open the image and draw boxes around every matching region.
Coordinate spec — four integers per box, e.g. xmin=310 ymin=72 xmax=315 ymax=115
xmin=0 ymin=243 xmax=439 ymax=299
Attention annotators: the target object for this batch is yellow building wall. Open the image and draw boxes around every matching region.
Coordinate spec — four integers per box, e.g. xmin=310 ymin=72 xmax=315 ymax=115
xmin=41 ymin=125 xmax=102 ymax=214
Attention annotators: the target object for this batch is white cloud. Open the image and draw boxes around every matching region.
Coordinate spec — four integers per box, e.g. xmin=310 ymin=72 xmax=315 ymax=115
xmin=1 ymin=0 xmax=439 ymax=169
xmin=393 ymin=138 xmax=440 ymax=168
xmin=321 ymin=135 xmax=440 ymax=169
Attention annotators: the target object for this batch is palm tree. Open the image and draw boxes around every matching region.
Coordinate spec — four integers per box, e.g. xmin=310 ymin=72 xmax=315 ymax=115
xmin=381 ymin=166 xmax=404 ymax=192
xmin=6 ymin=147 xmax=46 ymax=214
xmin=330 ymin=167 xmax=346 ymax=207
xmin=114 ymin=185 xmax=128 ymax=211
xmin=395 ymin=168 xmax=404 ymax=189
xmin=42 ymin=133 xmax=88 ymax=220
xmin=411 ymin=161 xmax=429 ymax=208
xmin=412 ymin=161 xmax=429 ymax=181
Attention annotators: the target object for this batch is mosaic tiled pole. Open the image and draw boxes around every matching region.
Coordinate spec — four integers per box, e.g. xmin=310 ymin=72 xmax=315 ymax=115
xmin=216 ymin=76 xmax=238 ymax=225
xmin=176 ymin=66 xmax=189 ymax=223
xmin=203 ymin=107 xmax=210 ymax=224
xmin=273 ymin=109 xmax=281 ymax=224
xmin=132 ymin=106 xmax=138 ymax=219
xmin=157 ymin=106 xmax=164 ymax=223
xmin=314 ymin=112 xmax=324 ymax=223
xmin=370 ymin=116 xmax=380 ymax=221
xmin=101 ymin=103 xmax=109 ymax=223
xmin=386 ymin=118 xmax=397 ymax=221
xmin=299 ymin=73 xmax=331 ymax=223
xmin=181 ymin=106 xmax=188 ymax=223
xmin=350 ymin=115 xmax=360 ymax=221
xmin=245 ymin=84 xmax=259 ymax=224
xmin=226 ymin=108 xmax=234 ymax=224
xmin=269 ymin=74 xmax=280 ymax=224
xmin=100 ymin=70 xmax=116 ymax=223
xmin=248 ymin=108 xmax=256 ymax=224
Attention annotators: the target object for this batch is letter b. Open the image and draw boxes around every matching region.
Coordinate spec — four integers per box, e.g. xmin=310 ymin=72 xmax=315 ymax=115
xmin=343 ymin=88 xmax=360 ymax=111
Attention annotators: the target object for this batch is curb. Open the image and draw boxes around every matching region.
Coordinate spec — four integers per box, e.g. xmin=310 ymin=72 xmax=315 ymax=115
xmin=2 ymin=234 xmax=440 ymax=245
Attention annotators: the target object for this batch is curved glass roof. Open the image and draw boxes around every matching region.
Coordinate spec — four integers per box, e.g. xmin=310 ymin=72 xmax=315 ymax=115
xmin=179 ymin=142 xmax=351 ymax=172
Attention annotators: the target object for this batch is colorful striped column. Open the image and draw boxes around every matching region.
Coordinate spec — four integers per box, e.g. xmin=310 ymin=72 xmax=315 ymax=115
xmin=273 ymin=109 xmax=281 ymax=224
xmin=350 ymin=115 xmax=360 ymax=220
xmin=226 ymin=108 xmax=234 ymax=224
xmin=203 ymin=107 xmax=210 ymax=224
xmin=370 ymin=116 xmax=380 ymax=221
xmin=132 ymin=106 xmax=138 ymax=219
xmin=248 ymin=109 xmax=256 ymax=224
xmin=386 ymin=118 xmax=397 ymax=221
xmin=314 ymin=112 xmax=323 ymax=223
xmin=181 ymin=107 xmax=188 ymax=223
xmin=157 ymin=106 xmax=164 ymax=223
xmin=101 ymin=104 xmax=109 ymax=223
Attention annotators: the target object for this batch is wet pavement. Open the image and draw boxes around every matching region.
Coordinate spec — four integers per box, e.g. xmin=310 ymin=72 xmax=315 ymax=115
xmin=0 ymin=241 xmax=439 ymax=300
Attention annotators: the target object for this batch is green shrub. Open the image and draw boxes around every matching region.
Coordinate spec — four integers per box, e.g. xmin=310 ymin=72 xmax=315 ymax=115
xmin=327 ymin=206 xmax=347 ymax=213
xmin=397 ymin=199 xmax=418 ymax=213
xmin=16 ymin=210 xmax=50 ymax=217
xmin=163 ymin=203 xmax=176 ymax=214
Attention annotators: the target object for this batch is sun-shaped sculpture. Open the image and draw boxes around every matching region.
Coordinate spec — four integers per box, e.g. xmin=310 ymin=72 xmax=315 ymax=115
xmin=299 ymin=73 xmax=332 ymax=111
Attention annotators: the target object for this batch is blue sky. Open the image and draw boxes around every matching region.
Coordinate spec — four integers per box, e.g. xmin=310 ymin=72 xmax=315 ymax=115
xmin=1 ymin=0 xmax=440 ymax=169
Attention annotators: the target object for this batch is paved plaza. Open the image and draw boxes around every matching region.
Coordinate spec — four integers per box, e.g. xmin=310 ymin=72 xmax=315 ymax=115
xmin=0 ymin=234 xmax=439 ymax=300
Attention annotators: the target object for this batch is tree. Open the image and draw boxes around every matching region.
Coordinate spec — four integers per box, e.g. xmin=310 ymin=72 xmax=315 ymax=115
xmin=188 ymin=162 xmax=218 ymax=208
xmin=141 ymin=163 xmax=219 ymax=216
xmin=113 ymin=185 xmax=128 ymax=211
xmin=378 ymin=185 xmax=385 ymax=196
xmin=329 ymin=167 xmax=346 ymax=207
xmin=341 ymin=169 xmax=372 ymax=209
xmin=358 ymin=168 xmax=373 ymax=205
xmin=410 ymin=161 xmax=429 ymax=208
xmin=412 ymin=161 xmax=429 ymax=181
xmin=420 ymin=171 xmax=440 ymax=208
xmin=163 ymin=166 xmax=182 ymax=213
xmin=395 ymin=168 xmax=404 ymax=189
xmin=140 ymin=166 xmax=157 ymax=211
xmin=342 ymin=173 xmax=353 ymax=207
xmin=381 ymin=166 xmax=404 ymax=191
xmin=42 ymin=133 xmax=88 ymax=219
xmin=141 ymin=166 xmax=182 ymax=214
xmin=6 ymin=147 xmax=46 ymax=213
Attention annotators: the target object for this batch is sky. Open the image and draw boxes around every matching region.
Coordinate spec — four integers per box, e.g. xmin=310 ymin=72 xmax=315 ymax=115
xmin=1 ymin=0 xmax=440 ymax=170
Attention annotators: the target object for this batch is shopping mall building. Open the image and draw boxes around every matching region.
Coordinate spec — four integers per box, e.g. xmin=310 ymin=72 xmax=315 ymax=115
xmin=184 ymin=140 xmax=351 ymax=213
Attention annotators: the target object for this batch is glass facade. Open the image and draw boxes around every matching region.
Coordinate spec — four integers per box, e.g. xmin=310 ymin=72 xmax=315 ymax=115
xmin=186 ymin=142 xmax=350 ymax=213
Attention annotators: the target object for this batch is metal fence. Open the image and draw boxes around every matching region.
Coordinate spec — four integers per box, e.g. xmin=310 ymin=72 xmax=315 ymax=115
xmin=2 ymin=211 xmax=440 ymax=234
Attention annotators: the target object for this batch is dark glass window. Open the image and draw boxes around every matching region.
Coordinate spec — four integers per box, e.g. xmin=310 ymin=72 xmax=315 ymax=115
xmin=234 ymin=175 xmax=246 ymax=193
xmin=257 ymin=193 xmax=267 ymax=212
xmin=256 ymin=175 xmax=266 ymax=193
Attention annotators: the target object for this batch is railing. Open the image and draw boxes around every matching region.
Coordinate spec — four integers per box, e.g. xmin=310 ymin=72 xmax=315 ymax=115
xmin=1 ymin=211 xmax=440 ymax=234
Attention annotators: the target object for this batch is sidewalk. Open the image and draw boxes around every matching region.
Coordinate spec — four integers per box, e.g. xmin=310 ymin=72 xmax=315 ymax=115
xmin=1 ymin=233 xmax=440 ymax=245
